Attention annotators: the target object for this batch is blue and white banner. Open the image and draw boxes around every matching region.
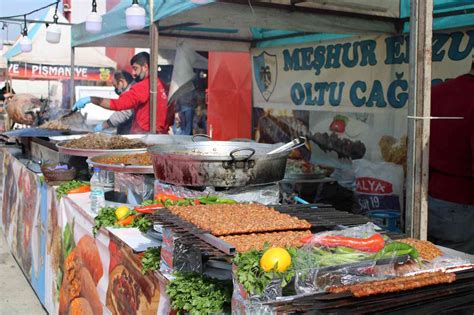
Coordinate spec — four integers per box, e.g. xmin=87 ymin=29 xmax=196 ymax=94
xmin=252 ymin=31 xmax=473 ymax=167
xmin=252 ymin=31 xmax=473 ymax=112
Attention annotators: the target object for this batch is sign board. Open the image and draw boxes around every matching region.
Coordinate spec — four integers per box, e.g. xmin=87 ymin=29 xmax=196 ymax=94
xmin=252 ymin=31 xmax=473 ymax=168
xmin=8 ymin=62 xmax=114 ymax=81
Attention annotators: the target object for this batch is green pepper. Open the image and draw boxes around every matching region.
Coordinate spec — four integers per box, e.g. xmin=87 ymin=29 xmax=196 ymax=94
xmin=335 ymin=246 xmax=358 ymax=254
xmin=206 ymin=195 xmax=219 ymax=202
xmin=375 ymin=242 xmax=420 ymax=261
xmin=216 ymin=198 xmax=237 ymax=204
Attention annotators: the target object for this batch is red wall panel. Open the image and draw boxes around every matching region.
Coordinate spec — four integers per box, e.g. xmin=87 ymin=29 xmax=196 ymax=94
xmin=207 ymin=52 xmax=252 ymax=140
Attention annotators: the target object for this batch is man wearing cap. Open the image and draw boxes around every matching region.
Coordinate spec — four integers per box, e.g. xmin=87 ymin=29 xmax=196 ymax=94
xmin=73 ymin=52 xmax=173 ymax=133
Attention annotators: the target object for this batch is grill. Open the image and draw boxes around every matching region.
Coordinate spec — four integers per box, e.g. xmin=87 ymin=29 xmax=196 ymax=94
xmin=263 ymin=270 xmax=474 ymax=313
xmin=149 ymin=208 xmax=234 ymax=261
xmin=150 ymin=203 xmax=404 ymax=260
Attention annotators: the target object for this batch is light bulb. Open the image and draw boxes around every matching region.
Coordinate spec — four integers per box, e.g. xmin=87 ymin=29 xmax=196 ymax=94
xmin=125 ymin=3 xmax=146 ymax=30
xmin=46 ymin=24 xmax=61 ymax=44
xmin=20 ymin=35 xmax=32 ymax=52
xmin=86 ymin=11 xmax=102 ymax=33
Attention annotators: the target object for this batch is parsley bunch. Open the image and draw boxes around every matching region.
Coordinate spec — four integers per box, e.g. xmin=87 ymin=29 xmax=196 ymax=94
xmin=233 ymin=247 xmax=296 ymax=296
xmin=141 ymin=247 xmax=161 ymax=275
xmin=166 ymin=272 xmax=231 ymax=314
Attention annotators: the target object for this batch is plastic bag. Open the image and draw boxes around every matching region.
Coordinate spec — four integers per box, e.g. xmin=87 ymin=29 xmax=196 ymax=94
xmin=292 ymin=223 xmax=408 ymax=294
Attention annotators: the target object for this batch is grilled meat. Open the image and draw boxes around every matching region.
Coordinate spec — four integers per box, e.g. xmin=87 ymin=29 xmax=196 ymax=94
xmin=220 ymin=230 xmax=311 ymax=252
xmin=398 ymin=238 xmax=443 ymax=261
xmin=328 ymin=271 xmax=455 ymax=297
xmin=168 ymin=204 xmax=311 ymax=236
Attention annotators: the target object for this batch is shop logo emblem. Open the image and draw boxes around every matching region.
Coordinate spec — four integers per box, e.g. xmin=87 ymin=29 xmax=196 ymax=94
xmin=253 ymin=51 xmax=277 ymax=101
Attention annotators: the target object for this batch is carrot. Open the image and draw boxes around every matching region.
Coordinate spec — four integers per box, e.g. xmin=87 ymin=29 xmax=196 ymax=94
xmin=67 ymin=185 xmax=91 ymax=194
xmin=116 ymin=215 xmax=135 ymax=227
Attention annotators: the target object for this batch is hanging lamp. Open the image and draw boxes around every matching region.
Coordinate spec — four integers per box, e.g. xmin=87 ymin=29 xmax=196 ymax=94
xmin=20 ymin=16 xmax=32 ymax=53
xmin=86 ymin=0 xmax=102 ymax=33
xmin=125 ymin=0 xmax=146 ymax=30
xmin=46 ymin=2 xmax=61 ymax=43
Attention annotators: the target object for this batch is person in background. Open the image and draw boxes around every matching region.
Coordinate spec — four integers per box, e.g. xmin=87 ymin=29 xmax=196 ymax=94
xmin=73 ymin=52 xmax=173 ymax=134
xmin=0 ymin=82 xmax=15 ymax=102
xmin=428 ymin=62 xmax=474 ymax=254
xmin=94 ymin=70 xmax=134 ymax=134
xmin=193 ymin=103 xmax=207 ymax=135
xmin=172 ymin=89 xmax=195 ymax=135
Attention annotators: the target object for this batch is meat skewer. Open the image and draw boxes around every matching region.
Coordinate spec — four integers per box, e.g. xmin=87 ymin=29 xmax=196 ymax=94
xmin=328 ymin=271 xmax=456 ymax=297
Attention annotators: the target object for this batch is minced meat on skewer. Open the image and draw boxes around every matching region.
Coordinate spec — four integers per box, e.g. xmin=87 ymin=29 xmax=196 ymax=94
xmin=328 ymin=271 xmax=455 ymax=297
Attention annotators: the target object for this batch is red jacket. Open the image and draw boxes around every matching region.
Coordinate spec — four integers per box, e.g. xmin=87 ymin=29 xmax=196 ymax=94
xmin=429 ymin=74 xmax=474 ymax=204
xmin=110 ymin=77 xmax=173 ymax=133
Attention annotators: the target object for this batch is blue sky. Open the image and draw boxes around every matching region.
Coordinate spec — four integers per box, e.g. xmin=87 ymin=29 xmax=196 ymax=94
xmin=1 ymin=0 xmax=62 ymax=41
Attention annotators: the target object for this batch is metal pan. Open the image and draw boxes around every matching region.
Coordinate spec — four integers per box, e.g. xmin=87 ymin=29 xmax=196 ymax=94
xmin=56 ymin=134 xmax=205 ymax=157
xmin=148 ymin=141 xmax=293 ymax=187
xmin=87 ymin=152 xmax=153 ymax=174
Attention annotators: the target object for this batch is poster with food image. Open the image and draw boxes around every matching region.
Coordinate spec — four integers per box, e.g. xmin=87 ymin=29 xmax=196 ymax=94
xmin=308 ymin=111 xmax=407 ymax=169
xmin=45 ymin=194 xmax=110 ymax=315
xmin=0 ymin=150 xmax=47 ymax=303
xmin=107 ymin=238 xmax=162 ymax=315
xmin=0 ymin=152 xmax=41 ymax=280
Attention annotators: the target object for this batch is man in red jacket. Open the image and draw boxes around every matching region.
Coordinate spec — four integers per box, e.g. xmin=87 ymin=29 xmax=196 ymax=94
xmin=428 ymin=65 xmax=474 ymax=254
xmin=73 ymin=52 xmax=173 ymax=134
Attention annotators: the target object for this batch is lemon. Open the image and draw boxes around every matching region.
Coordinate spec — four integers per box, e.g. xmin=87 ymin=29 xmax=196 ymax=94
xmin=259 ymin=247 xmax=292 ymax=272
xmin=115 ymin=206 xmax=130 ymax=220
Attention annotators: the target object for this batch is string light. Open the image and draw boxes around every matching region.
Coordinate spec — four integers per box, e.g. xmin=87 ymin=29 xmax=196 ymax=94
xmin=86 ymin=0 xmax=102 ymax=33
xmin=125 ymin=0 xmax=146 ymax=30
xmin=20 ymin=15 xmax=32 ymax=53
xmin=46 ymin=1 xmax=61 ymax=44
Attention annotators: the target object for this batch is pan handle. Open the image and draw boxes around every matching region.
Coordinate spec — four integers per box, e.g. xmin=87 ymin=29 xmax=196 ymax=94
xmin=229 ymin=148 xmax=256 ymax=161
xmin=192 ymin=134 xmax=212 ymax=142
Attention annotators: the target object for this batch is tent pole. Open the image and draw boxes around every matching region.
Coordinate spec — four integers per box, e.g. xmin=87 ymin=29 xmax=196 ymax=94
xmin=149 ymin=0 xmax=158 ymax=134
xmin=406 ymin=0 xmax=433 ymax=239
xmin=70 ymin=46 xmax=75 ymax=109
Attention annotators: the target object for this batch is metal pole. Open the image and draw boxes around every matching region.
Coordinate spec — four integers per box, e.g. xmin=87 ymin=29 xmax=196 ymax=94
xmin=406 ymin=0 xmax=433 ymax=239
xmin=149 ymin=0 xmax=158 ymax=133
xmin=70 ymin=46 xmax=75 ymax=108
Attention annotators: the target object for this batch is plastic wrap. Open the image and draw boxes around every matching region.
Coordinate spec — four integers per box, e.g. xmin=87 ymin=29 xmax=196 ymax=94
xmin=293 ymin=223 xmax=412 ymax=294
xmin=154 ymin=180 xmax=280 ymax=205
xmin=114 ymin=173 xmax=154 ymax=204
xmin=154 ymin=179 xmax=215 ymax=199
xmin=219 ymin=184 xmax=280 ymax=205
xmin=231 ymin=266 xmax=278 ymax=315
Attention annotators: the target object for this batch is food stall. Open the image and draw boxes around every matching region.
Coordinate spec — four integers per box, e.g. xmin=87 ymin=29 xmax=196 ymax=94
xmin=2 ymin=0 xmax=474 ymax=314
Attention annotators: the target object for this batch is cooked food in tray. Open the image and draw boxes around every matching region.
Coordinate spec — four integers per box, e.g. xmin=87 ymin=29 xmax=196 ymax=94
xmin=62 ymin=133 xmax=147 ymax=150
xmin=328 ymin=271 xmax=455 ymax=297
xmin=168 ymin=204 xmax=311 ymax=236
xmin=398 ymin=238 xmax=443 ymax=261
xmin=220 ymin=230 xmax=312 ymax=252
xmin=93 ymin=153 xmax=152 ymax=166
xmin=40 ymin=120 xmax=70 ymax=131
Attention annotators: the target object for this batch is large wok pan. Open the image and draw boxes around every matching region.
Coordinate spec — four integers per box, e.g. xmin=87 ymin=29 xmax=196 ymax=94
xmin=148 ymin=138 xmax=305 ymax=187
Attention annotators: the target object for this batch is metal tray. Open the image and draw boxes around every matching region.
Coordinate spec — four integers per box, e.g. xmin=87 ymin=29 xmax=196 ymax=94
xmin=56 ymin=134 xmax=202 ymax=157
xmin=87 ymin=152 xmax=153 ymax=174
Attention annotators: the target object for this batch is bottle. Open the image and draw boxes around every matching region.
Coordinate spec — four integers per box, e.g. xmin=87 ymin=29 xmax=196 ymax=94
xmin=90 ymin=167 xmax=105 ymax=214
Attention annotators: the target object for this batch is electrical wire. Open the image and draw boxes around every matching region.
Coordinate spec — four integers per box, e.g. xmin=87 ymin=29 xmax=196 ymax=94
xmin=0 ymin=1 xmax=60 ymax=20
